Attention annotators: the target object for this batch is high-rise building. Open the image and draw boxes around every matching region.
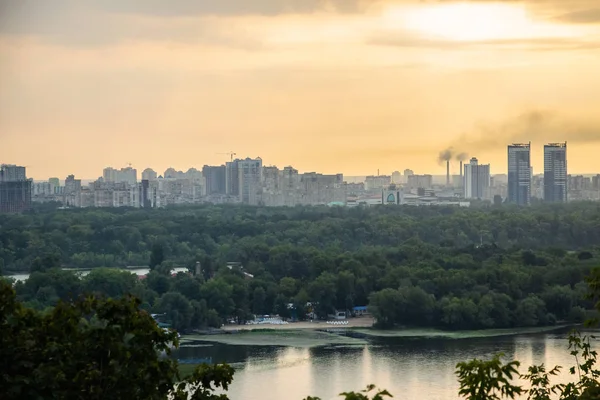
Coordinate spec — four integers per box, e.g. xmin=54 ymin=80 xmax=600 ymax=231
xmin=0 ymin=165 xmax=27 ymax=182
xmin=225 ymin=161 xmax=240 ymax=197
xmin=237 ymin=158 xmax=263 ymax=205
xmin=225 ymin=158 xmax=263 ymax=204
xmin=103 ymin=167 xmax=117 ymax=182
xmin=544 ymin=142 xmax=567 ymax=203
xmin=508 ymin=143 xmax=531 ymax=206
xmin=64 ymin=174 xmax=82 ymax=207
xmin=203 ymin=165 xmax=226 ymax=195
xmin=407 ymin=174 xmax=433 ymax=190
xmin=0 ymin=164 xmax=32 ymax=213
xmin=142 ymin=168 xmax=158 ymax=181
xmin=140 ymin=180 xmax=151 ymax=208
xmin=104 ymin=166 xmax=137 ymax=185
xmin=365 ymin=175 xmax=391 ymax=191
xmin=119 ymin=167 xmax=137 ymax=185
xmin=593 ymin=174 xmax=600 ymax=191
xmin=463 ymin=157 xmax=490 ymax=199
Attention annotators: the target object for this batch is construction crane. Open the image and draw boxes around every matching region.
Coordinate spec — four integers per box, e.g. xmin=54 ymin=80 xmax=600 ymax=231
xmin=217 ymin=152 xmax=237 ymax=162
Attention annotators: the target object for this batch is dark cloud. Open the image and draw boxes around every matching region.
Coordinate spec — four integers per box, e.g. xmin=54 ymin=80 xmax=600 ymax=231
xmin=452 ymin=110 xmax=600 ymax=151
xmin=555 ymin=8 xmax=600 ymax=24
xmin=0 ymin=0 xmax=267 ymax=48
xmin=0 ymin=0 xmax=361 ymax=21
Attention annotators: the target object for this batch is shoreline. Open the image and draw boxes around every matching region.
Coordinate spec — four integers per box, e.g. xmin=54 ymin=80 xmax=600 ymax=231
xmin=351 ymin=324 xmax=575 ymax=339
xmin=180 ymin=324 xmax=575 ymax=348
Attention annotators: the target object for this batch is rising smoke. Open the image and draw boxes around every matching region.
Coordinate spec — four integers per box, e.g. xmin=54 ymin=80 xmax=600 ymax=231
xmin=455 ymin=152 xmax=469 ymax=162
xmin=438 ymin=147 xmax=454 ymax=164
xmin=437 ymin=148 xmax=469 ymax=165
xmin=437 ymin=110 xmax=600 ymax=161
xmin=453 ymin=110 xmax=600 ymax=151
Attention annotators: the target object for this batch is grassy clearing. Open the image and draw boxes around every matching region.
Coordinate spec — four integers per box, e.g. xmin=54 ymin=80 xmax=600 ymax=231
xmin=183 ymin=329 xmax=367 ymax=348
xmin=351 ymin=325 xmax=573 ymax=339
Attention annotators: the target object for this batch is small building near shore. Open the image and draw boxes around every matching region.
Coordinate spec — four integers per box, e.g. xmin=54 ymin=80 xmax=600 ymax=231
xmin=353 ymin=306 xmax=368 ymax=316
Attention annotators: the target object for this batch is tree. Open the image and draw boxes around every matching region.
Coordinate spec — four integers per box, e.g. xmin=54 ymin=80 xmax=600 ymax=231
xmin=0 ymin=279 xmax=233 ymax=400
xmin=150 ymin=243 xmax=165 ymax=270
xmin=305 ymin=385 xmax=392 ymax=400
xmin=368 ymin=288 xmax=402 ymax=328
xmin=273 ymin=294 xmax=291 ymax=320
xmin=30 ymin=253 xmax=61 ymax=273
xmin=191 ymin=299 xmax=209 ymax=328
xmin=146 ymin=271 xmax=171 ymax=295
xmin=456 ymin=354 xmax=523 ymax=400
xmin=82 ymin=268 xmax=138 ymax=298
xmin=156 ymin=291 xmax=194 ymax=332
xmin=279 ymin=277 xmax=297 ymax=298
xmin=200 ymin=279 xmax=235 ymax=318
xmin=172 ymin=273 xmax=202 ymax=301
xmin=514 ymin=295 xmax=547 ymax=327
xmin=252 ymin=287 xmax=266 ymax=315
xmin=454 ymin=268 xmax=600 ymax=400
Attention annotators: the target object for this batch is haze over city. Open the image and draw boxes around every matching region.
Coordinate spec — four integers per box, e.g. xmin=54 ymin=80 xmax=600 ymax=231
xmin=2 ymin=0 xmax=600 ymax=179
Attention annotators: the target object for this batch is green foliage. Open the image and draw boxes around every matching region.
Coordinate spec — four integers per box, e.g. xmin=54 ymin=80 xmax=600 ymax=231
xmin=150 ymin=243 xmax=165 ymax=270
xmin=171 ymin=364 xmax=234 ymax=400
xmin=0 ymin=279 xmax=233 ymax=400
xmin=305 ymin=384 xmax=393 ymax=400
xmin=456 ymin=355 xmax=523 ymax=400
xmin=3 ymin=204 xmax=600 ymax=330
xmin=454 ymin=267 xmax=600 ymax=400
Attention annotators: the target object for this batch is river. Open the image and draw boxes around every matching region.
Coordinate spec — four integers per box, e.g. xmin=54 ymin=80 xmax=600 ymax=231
xmin=174 ymin=328 xmax=589 ymax=400
xmin=6 ymin=267 xmax=189 ymax=282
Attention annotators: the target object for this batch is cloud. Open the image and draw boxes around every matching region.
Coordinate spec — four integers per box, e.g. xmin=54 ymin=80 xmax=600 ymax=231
xmin=368 ymin=35 xmax=600 ymax=51
xmin=451 ymin=110 xmax=600 ymax=151
xmin=0 ymin=0 xmax=362 ymax=21
xmin=555 ymin=8 xmax=600 ymax=24
xmin=0 ymin=1 xmax=269 ymax=48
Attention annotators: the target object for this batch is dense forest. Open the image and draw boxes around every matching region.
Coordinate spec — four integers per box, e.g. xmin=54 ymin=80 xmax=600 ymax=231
xmin=2 ymin=202 xmax=600 ymax=331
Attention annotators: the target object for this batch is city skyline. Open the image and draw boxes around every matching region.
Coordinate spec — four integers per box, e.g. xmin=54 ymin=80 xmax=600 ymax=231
xmin=2 ymin=1 xmax=600 ymax=179
xmin=8 ymin=142 xmax=594 ymax=182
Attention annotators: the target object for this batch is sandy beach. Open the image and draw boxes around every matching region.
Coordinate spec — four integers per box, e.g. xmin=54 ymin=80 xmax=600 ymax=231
xmin=221 ymin=316 xmax=375 ymax=332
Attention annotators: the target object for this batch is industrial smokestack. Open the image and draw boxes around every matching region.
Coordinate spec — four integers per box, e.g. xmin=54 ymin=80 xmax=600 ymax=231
xmin=460 ymin=161 xmax=463 ymax=178
xmin=446 ymin=160 xmax=450 ymax=186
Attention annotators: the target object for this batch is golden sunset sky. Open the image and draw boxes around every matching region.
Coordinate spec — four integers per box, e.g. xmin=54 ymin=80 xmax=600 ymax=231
xmin=1 ymin=0 xmax=600 ymax=179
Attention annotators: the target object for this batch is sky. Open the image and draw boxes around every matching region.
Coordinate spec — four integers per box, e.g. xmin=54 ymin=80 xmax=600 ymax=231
xmin=1 ymin=0 xmax=600 ymax=179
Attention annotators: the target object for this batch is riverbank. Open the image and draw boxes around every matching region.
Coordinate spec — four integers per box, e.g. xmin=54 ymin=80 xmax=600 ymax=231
xmin=181 ymin=324 xmax=575 ymax=347
xmin=220 ymin=317 xmax=375 ymax=331
xmin=181 ymin=329 xmax=368 ymax=348
xmin=351 ymin=325 xmax=574 ymax=339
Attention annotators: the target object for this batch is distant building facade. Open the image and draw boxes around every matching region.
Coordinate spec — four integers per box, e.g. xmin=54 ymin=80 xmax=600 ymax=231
xmin=407 ymin=174 xmax=433 ymax=190
xmin=463 ymin=157 xmax=490 ymax=199
xmin=544 ymin=142 xmax=567 ymax=203
xmin=203 ymin=165 xmax=227 ymax=195
xmin=64 ymin=174 xmax=82 ymax=207
xmin=142 ymin=168 xmax=158 ymax=181
xmin=103 ymin=167 xmax=138 ymax=185
xmin=365 ymin=175 xmax=392 ymax=191
xmin=0 ymin=164 xmax=32 ymax=213
xmin=508 ymin=143 xmax=531 ymax=206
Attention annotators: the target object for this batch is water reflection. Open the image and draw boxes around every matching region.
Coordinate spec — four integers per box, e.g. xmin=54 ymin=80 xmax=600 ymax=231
xmin=175 ymin=331 xmax=582 ymax=400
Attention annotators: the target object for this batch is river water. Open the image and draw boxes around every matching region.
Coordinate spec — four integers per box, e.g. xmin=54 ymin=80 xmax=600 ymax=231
xmin=175 ymin=329 xmax=591 ymax=400
xmin=6 ymin=267 xmax=189 ymax=282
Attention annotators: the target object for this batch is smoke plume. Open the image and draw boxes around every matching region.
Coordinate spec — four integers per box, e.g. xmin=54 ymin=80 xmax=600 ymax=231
xmin=455 ymin=152 xmax=469 ymax=162
xmin=438 ymin=147 xmax=454 ymax=164
xmin=452 ymin=110 xmax=600 ymax=151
